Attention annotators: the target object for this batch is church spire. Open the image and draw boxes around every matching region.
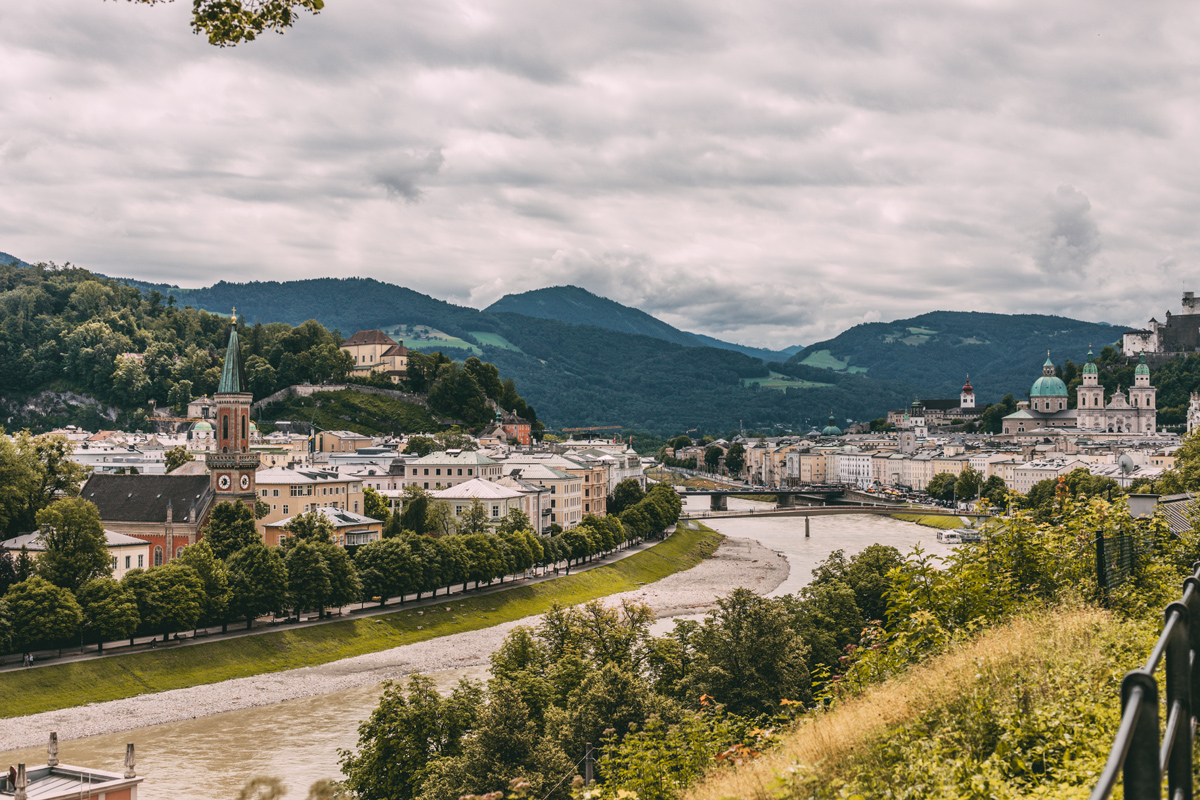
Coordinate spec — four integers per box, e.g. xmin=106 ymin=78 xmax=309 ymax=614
xmin=217 ymin=310 xmax=246 ymax=394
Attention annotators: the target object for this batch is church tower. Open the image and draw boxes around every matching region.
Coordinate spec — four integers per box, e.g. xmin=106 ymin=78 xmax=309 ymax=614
xmin=1076 ymin=348 xmax=1104 ymax=429
xmin=205 ymin=311 xmax=258 ymax=514
xmin=1128 ymin=352 xmax=1156 ymax=433
xmin=959 ymin=376 xmax=975 ymax=410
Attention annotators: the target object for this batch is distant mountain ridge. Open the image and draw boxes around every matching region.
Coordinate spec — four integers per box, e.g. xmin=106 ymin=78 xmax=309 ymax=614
xmin=485 ymin=285 xmax=799 ymax=362
xmin=788 ymin=310 xmax=1122 ymax=402
xmin=0 ymin=252 xmax=31 ymax=268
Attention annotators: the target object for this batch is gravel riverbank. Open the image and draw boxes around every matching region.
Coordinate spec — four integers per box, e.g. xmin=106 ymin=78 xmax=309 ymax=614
xmin=0 ymin=536 xmax=787 ymax=750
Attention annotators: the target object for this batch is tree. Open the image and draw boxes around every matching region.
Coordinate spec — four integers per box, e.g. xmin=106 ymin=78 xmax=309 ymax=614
xmin=0 ymin=551 xmax=16 ymax=597
xmin=954 ymin=466 xmax=984 ymax=504
xmin=128 ymin=564 xmax=205 ymax=642
xmin=675 ymin=588 xmax=811 ymax=715
xmin=174 ymin=540 xmax=231 ymax=627
xmin=418 ymin=681 xmax=574 ymax=800
xmin=226 ymin=542 xmax=288 ymax=628
xmin=404 ymin=436 xmax=437 ymax=458
xmin=111 ymin=355 xmax=150 ymax=405
xmin=128 ymin=0 xmax=328 ymax=47
xmin=281 ymin=510 xmax=336 ymax=546
xmin=165 ymin=445 xmax=194 ymax=474
xmin=5 ymin=576 xmax=83 ymax=652
xmin=925 ymin=472 xmax=958 ymax=502
xmin=458 ymin=500 xmax=491 ymax=536
xmin=668 ymin=435 xmax=693 ymax=450
xmin=168 ymin=379 xmax=193 ymax=417
xmin=425 ymin=500 xmax=458 ymax=538
xmin=203 ymin=501 xmax=260 ymax=559
xmin=77 ymin=577 xmax=140 ymax=650
xmin=339 ymin=675 xmax=483 ymax=800
xmin=245 ymin=354 xmax=277 ymax=398
xmin=0 ymin=599 xmax=10 ymax=655
xmin=704 ymin=445 xmax=723 ymax=472
xmin=725 ymin=442 xmax=746 ymax=476
xmin=608 ymin=479 xmax=645 ymax=517
xmin=400 ymin=485 xmax=431 ymax=536
xmin=363 ymin=487 xmax=390 ymax=522
xmin=355 ymin=538 xmax=417 ymax=606
xmin=496 ymin=508 xmax=532 ymax=537
xmin=286 ymin=541 xmax=332 ymax=617
xmin=982 ymin=475 xmax=1009 ymax=507
xmin=35 ymin=497 xmax=112 ymax=592
xmin=0 ymin=431 xmax=88 ymax=538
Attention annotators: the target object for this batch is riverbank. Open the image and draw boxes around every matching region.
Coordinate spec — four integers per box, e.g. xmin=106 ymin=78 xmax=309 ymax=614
xmin=1 ymin=531 xmax=788 ymax=749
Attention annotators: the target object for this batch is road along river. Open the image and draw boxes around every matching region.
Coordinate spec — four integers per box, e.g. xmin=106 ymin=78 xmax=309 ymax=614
xmin=0 ymin=504 xmax=955 ymax=799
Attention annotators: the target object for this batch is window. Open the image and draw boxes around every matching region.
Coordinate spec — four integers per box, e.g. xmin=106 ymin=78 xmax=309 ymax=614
xmin=585 ymin=503 xmax=590 ymax=512
xmin=424 ymin=482 xmax=429 ymax=489
xmin=551 ymin=499 xmax=557 ymax=508
xmin=492 ymin=505 xmax=499 ymax=517
xmin=138 ymin=554 xmax=144 ymax=568
xmin=424 ymin=468 xmax=429 ymax=475
xmin=467 ymin=468 xmax=473 ymax=476
xmin=436 ymin=468 xmax=442 ymax=476
xmin=222 ymin=414 xmax=229 ymax=440
xmin=458 ymin=468 xmax=463 ymax=476
xmin=111 ymin=556 xmax=118 ymax=569
xmin=456 ymin=505 xmax=463 ymax=515
xmin=176 ymin=547 xmax=184 ymax=559
xmin=154 ymin=546 xmax=163 ymax=566
xmin=550 ymin=485 xmax=556 ymax=494
xmin=242 ymin=415 xmax=247 ymax=440
xmin=283 ymin=505 xmax=289 ymax=514
xmin=125 ymin=555 xmax=131 ymax=569
xmin=585 ymin=488 xmax=590 ymax=497
xmin=261 ymin=489 xmax=268 ymax=497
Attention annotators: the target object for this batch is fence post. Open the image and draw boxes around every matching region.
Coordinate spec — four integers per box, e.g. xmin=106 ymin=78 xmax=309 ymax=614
xmin=1095 ymin=530 xmax=1108 ymax=598
xmin=1121 ymin=672 xmax=1162 ymax=800
xmin=1185 ymin=574 xmax=1200 ymax=734
xmin=585 ymin=742 xmax=593 ymax=786
xmin=1163 ymin=602 xmax=1194 ymax=800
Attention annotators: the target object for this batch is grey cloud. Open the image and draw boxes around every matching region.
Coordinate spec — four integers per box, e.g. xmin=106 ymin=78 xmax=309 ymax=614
xmin=375 ymin=150 xmax=445 ymax=203
xmin=1034 ymin=185 xmax=1101 ymax=277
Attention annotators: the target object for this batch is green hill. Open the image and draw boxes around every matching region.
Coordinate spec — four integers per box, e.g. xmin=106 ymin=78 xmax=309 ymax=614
xmin=486 ymin=285 xmax=797 ymax=362
xmin=101 ymin=275 xmax=910 ymax=433
xmin=787 ymin=311 xmax=1122 ymax=402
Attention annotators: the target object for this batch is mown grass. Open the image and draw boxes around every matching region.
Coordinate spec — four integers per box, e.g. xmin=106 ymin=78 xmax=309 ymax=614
xmin=1 ymin=527 xmax=722 ymax=718
xmin=890 ymin=512 xmax=964 ymax=530
xmin=687 ymin=604 xmax=1153 ymax=800
xmin=259 ymin=390 xmax=438 ymax=436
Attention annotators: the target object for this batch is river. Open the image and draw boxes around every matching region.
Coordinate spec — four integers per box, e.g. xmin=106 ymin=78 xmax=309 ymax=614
xmin=0 ymin=503 xmax=956 ymax=799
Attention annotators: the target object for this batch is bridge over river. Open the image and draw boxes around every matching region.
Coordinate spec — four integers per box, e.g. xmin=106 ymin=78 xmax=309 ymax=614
xmin=675 ymin=484 xmax=908 ymax=511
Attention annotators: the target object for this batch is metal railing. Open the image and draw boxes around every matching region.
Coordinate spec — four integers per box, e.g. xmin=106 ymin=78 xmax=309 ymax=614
xmin=1089 ymin=562 xmax=1200 ymax=800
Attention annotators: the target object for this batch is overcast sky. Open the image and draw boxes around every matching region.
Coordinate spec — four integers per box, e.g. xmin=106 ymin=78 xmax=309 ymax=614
xmin=3 ymin=1 xmax=1199 ymax=348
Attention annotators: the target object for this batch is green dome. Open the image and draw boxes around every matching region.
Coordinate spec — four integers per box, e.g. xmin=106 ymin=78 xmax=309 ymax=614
xmin=193 ymin=421 xmax=213 ymax=431
xmin=1031 ymin=376 xmax=1068 ymax=397
xmin=1083 ymin=348 xmax=1097 ymax=375
xmin=820 ymin=413 xmax=842 ymax=437
xmin=910 ymin=397 xmax=924 ymax=409
xmin=1135 ymin=352 xmax=1149 ymax=376
xmin=250 ymin=421 xmax=259 ymax=431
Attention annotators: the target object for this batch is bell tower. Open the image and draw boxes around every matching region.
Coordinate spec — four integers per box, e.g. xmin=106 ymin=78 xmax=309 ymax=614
xmin=205 ymin=310 xmax=259 ymax=514
xmin=1076 ymin=347 xmax=1104 ymax=429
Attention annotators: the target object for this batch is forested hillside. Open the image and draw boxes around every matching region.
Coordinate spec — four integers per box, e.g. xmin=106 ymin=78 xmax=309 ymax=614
xmin=486 ymin=285 xmax=794 ymax=361
xmin=789 ymin=310 xmax=1122 ymax=402
xmin=0 ymin=264 xmax=535 ymax=433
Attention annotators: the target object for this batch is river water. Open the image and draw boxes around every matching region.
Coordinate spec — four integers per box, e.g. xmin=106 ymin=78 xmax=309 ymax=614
xmin=0 ymin=503 xmax=956 ymax=799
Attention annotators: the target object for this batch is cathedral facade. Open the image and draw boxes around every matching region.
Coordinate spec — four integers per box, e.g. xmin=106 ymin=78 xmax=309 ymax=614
xmin=1002 ymin=351 xmax=1157 ymax=436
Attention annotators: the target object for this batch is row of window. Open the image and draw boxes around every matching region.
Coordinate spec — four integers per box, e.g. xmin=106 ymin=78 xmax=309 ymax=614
xmin=113 ymin=554 xmax=145 ymax=570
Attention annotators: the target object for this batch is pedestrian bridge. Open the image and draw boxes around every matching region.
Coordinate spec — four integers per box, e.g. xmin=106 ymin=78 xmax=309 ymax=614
xmin=675 ymin=485 xmax=897 ymax=511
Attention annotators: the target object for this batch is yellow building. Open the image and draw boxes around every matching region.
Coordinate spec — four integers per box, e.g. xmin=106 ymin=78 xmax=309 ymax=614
xmin=341 ymin=329 xmax=409 ymax=382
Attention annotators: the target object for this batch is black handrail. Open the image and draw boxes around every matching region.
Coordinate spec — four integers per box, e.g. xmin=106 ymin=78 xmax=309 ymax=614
xmin=1089 ymin=563 xmax=1200 ymax=800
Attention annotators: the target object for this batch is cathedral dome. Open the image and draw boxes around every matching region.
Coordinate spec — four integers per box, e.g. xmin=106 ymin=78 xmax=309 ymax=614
xmin=1031 ymin=375 xmax=1068 ymax=397
xmin=1135 ymin=352 xmax=1150 ymax=376
xmin=1082 ymin=348 xmax=1097 ymax=375
xmin=193 ymin=421 xmax=213 ymax=431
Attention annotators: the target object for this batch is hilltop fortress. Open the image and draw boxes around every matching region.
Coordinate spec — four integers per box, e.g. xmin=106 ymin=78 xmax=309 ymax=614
xmin=1123 ymin=291 xmax=1200 ymax=356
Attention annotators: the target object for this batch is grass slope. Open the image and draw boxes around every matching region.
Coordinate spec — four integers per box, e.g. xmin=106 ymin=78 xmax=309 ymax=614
xmin=687 ymin=605 xmax=1153 ymax=800
xmin=258 ymin=389 xmax=439 ymax=436
xmin=890 ymin=512 xmax=963 ymax=530
xmin=1 ymin=527 xmax=722 ymax=718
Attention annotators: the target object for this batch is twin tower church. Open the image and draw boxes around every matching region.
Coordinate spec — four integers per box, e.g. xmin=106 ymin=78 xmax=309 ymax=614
xmin=1001 ymin=350 xmax=1157 ymax=436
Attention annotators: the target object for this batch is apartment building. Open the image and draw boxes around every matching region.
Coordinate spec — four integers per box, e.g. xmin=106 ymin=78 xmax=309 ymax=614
xmin=255 ymin=467 xmax=365 ymax=535
xmin=502 ymin=463 xmax=583 ymax=529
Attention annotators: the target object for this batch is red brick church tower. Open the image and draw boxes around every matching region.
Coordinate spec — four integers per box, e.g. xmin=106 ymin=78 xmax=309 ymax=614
xmin=205 ymin=310 xmax=258 ymax=512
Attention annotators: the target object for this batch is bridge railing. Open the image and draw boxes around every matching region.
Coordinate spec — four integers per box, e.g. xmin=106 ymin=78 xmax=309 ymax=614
xmin=1089 ymin=561 xmax=1200 ymax=800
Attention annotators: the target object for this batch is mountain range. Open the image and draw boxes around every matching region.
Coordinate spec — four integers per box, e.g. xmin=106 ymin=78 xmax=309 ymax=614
xmin=4 ymin=252 xmax=1138 ymax=433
